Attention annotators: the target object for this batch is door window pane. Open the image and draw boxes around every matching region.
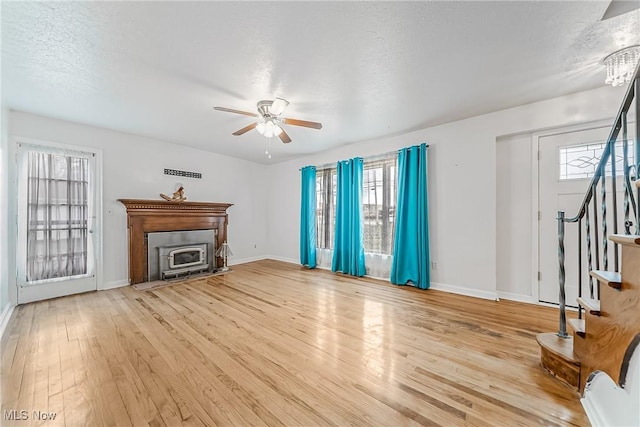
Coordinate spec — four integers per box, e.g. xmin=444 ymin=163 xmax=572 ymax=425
xmin=26 ymin=151 xmax=89 ymax=281
xmin=559 ymin=139 xmax=635 ymax=180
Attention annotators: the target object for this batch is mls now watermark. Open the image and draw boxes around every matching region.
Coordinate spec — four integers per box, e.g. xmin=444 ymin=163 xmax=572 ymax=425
xmin=4 ymin=410 xmax=57 ymax=421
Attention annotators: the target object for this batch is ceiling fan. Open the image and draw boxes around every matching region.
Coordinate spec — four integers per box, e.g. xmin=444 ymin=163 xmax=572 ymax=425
xmin=601 ymin=0 xmax=639 ymax=20
xmin=214 ymin=98 xmax=322 ymax=144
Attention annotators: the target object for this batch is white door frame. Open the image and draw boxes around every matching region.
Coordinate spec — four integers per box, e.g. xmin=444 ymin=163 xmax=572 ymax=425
xmin=530 ymin=118 xmax=615 ymax=306
xmin=11 ymin=136 xmax=103 ymax=304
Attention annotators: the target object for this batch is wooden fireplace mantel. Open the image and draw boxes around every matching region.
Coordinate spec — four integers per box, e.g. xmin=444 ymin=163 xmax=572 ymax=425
xmin=119 ymin=199 xmax=233 ymax=284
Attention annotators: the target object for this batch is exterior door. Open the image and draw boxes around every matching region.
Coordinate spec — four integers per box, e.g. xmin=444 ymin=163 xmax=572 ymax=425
xmin=538 ymin=125 xmax=632 ymax=305
xmin=16 ymin=142 xmax=99 ymax=304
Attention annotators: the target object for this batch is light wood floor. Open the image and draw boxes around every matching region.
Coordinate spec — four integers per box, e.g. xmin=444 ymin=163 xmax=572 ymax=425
xmin=1 ymin=260 xmax=587 ymax=426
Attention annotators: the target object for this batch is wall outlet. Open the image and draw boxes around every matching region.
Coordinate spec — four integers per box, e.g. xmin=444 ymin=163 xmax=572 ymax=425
xmin=431 ymin=261 xmax=439 ymax=270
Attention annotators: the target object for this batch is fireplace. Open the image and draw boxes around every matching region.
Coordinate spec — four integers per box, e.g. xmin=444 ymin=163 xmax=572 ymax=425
xmin=119 ymin=199 xmax=232 ymax=284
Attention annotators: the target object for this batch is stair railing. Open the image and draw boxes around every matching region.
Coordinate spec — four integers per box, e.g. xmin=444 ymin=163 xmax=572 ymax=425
xmin=556 ymin=65 xmax=640 ymax=338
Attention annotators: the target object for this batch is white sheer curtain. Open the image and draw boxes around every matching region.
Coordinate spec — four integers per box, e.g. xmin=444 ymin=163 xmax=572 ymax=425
xmin=25 ymin=150 xmax=89 ymax=282
xmin=365 ymin=253 xmax=393 ymax=279
xmin=317 ymin=246 xmax=392 ymax=279
xmin=363 ymin=156 xmax=396 ymax=280
xmin=316 ymin=248 xmax=333 ymax=269
xmin=316 ymin=168 xmax=335 ymax=271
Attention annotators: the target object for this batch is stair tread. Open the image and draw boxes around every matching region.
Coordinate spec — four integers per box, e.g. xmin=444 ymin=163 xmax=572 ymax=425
xmin=590 ymin=270 xmax=622 ymax=289
xmin=568 ymin=318 xmax=585 ymax=336
xmin=536 ymin=332 xmax=579 ymax=364
xmin=609 ymin=234 xmax=640 ymax=247
xmin=577 ymin=297 xmax=601 ymax=315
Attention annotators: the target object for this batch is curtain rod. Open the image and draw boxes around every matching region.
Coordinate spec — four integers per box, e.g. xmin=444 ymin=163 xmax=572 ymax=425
xmin=306 ymin=144 xmax=429 ymax=171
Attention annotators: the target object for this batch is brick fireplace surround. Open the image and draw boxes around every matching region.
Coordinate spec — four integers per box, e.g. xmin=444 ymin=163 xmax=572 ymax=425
xmin=118 ymin=199 xmax=232 ymax=284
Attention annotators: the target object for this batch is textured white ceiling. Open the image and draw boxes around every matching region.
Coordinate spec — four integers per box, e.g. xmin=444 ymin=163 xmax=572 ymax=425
xmin=2 ymin=1 xmax=639 ymax=164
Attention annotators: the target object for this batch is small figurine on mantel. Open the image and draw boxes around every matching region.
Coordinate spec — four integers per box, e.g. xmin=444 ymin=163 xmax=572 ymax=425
xmin=160 ymin=185 xmax=186 ymax=202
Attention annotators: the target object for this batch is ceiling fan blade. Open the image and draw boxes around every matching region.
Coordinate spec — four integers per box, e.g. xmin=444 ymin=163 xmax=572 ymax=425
xmin=282 ymin=118 xmax=323 ymax=129
xmin=279 ymin=128 xmax=292 ymax=144
xmin=601 ymin=0 xmax=639 ymax=20
xmin=214 ymin=106 xmax=258 ymax=118
xmin=271 ymin=98 xmax=290 ymax=116
xmin=232 ymin=122 xmax=258 ymax=136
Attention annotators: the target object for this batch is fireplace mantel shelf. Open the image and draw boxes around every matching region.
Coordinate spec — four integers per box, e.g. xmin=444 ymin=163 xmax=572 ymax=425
xmin=119 ymin=199 xmax=233 ymax=212
xmin=118 ymin=199 xmax=233 ymax=284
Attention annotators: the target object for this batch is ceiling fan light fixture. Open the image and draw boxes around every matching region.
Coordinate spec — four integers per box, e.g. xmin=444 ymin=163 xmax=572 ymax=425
xmin=256 ymin=119 xmax=282 ymax=138
xmin=270 ymin=97 xmax=290 ymax=116
xmin=265 ymin=120 xmax=276 ymax=134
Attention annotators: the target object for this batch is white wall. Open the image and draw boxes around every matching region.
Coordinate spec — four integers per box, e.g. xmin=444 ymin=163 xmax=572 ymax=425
xmin=266 ymin=85 xmax=627 ymax=300
xmin=496 ymin=134 xmax=534 ymax=302
xmin=1 ymin=0 xmax=13 ymax=333
xmin=7 ymin=111 xmax=269 ymax=292
xmin=0 ymin=106 xmax=8 ymax=301
xmin=1 ymin=107 xmax=11 ymax=323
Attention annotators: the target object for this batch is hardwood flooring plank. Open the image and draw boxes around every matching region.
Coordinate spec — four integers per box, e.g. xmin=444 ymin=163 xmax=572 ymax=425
xmin=157 ymin=286 xmax=399 ymax=426
xmin=176 ymin=285 xmax=433 ymax=426
xmin=108 ymin=295 xmax=218 ymax=426
xmin=1 ymin=260 xmax=589 ymax=426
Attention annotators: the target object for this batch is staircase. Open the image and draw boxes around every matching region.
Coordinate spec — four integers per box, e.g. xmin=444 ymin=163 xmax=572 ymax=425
xmin=536 ymin=65 xmax=640 ymax=426
xmin=537 ymin=234 xmax=640 ymax=389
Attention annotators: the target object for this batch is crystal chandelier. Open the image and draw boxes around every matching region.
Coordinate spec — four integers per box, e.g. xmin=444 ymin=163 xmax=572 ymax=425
xmin=604 ymin=45 xmax=640 ymax=87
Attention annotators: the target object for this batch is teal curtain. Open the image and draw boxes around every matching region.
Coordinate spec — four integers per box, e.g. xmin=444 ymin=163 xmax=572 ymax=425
xmin=391 ymin=143 xmax=430 ymax=289
xmin=300 ymin=166 xmax=317 ymax=268
xmin=332 ymin=158 xmax=366 ymax=276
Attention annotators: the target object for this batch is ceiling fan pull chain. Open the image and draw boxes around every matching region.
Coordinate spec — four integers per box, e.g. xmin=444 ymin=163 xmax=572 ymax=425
xmin=264 ymin=135 xmax=272 ymax=159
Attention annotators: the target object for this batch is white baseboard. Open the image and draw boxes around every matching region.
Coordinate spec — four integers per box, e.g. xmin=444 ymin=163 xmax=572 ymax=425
xmin=581 ymin=392 xmax=608 ymax=427
xmin=228 ymin=258 xmax=500 ymax=303
xmin=229 ymin=255 xmax=269 ymax=266
xmin=496 ymin=291 xmax=538 ymax=304
xmin=264 ymin=255 xmax=299 ymax=265
xmin=0 ymin=303 xmax=16 ymax=340
xmin=99 ymin=279 xmax=129 ymax=290
xmin=267 ymin=261 xmax=499 ymax=302
xmin=229 ymin=255 xmax=301 ymax=266
xmin=430 ymin=281 xmax=498 ymax=301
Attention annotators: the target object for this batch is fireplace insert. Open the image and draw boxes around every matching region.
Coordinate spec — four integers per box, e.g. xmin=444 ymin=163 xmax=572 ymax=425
xmin=158 ymin=243 xmax=209 ymax=279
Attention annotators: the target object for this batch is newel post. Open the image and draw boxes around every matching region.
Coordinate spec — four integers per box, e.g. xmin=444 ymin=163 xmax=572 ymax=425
xmin=557 ymin=210 xmax=569 ymax=338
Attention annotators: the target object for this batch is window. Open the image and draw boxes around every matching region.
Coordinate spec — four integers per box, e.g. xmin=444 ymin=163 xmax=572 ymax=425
xmin=363 ymin=157 xmax=396 ymax=255
xmin=315 ymin=155 xmax=397 ymax=255
xmin=316 ymin=168 xmax=336 ymax=249
xmin=559 ymin=139 xmax=635 ymax=181
xmin=26 ymin=151 xmax=90 ymax=281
